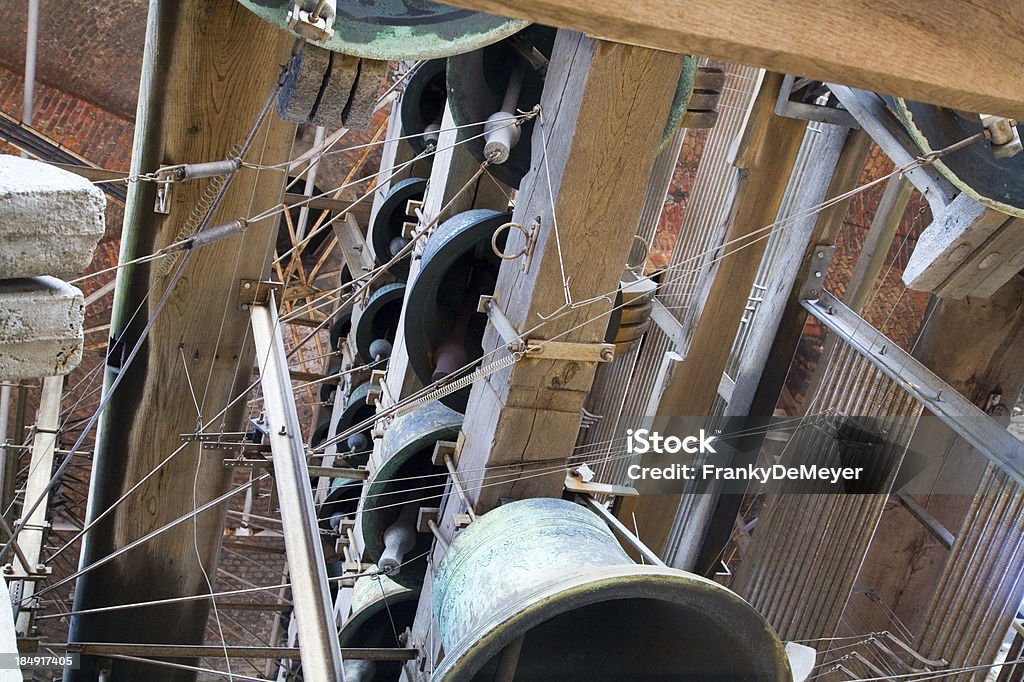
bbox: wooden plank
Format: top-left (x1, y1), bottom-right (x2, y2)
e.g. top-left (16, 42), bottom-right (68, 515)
top-left (440, 0), bottom-right (1024, 119)
top-left (458, 32), bottom-right (685, 510)
top-left (68, 2), bottom-right (295, 680)
top-left (691, 128), bottom-right (872, 574)
top-left (630, 72), bottom-right (809, 556)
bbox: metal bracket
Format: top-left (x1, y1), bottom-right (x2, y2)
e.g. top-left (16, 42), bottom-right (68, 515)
top-left (564, 464), bottom-right (639, 498)
top-left (286, 1), bottom-right (336, 42)
top-left (798, 245), bottom-right (835, 301)
top-left (775, 75), bottom-right (859, 128)
top-left (239, 280), bottom-right (284, 309)
top-left (801, 289), bottom-right (1024, 485)
top-left (492, 218), bottom-right (539, 273)
top-left (478, 295), bottom-right (614, 363)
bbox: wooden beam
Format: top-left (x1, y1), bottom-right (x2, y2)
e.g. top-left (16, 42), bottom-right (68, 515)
top-left (689, 128), bottom-right (872, 575)
top-left (68, 2), bottom-right (295, 680)
top-left (457, 33), bottom-right (685, 512)
top-left (440, 0), bottom-right (1024, 119)
top-left (630, 72), bottom-right (809, 556)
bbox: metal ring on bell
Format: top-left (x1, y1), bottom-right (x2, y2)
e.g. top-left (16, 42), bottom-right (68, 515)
top-left (404, 209), bottom-right (511, 412)
top-left (370, 177), bottom-right (427, 279)
top-left (354, 282), bottom-right (406, 364)
top-left (431, 498), bottom-right (792, 680)
top-left (360, 401), bottom-right (463, 588)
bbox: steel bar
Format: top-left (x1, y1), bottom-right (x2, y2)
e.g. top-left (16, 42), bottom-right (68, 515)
top-left (251, 291), bottom-right (345, 682)
top-left (802, 290), bottom-right (1024, 484)
top-left (14, 375), bottom-right (62, 635)
top-left (67, 643), bottom-right (415, 661)
top-left (580, 495), bottom-right (665, 567)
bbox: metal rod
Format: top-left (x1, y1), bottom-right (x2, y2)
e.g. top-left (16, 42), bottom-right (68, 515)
top-left (443, 453), bottom-right (477, 521)
top-left (579, 495), bottom-right (665, 567)
top-left (67, 643), bottom-right (415, 661)
top-left (895, 492), bottom-right (955, 549)
top-left (250, 291), bottom-right (346, 682)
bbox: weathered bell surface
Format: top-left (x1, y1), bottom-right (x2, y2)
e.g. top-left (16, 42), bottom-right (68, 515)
top-left (339, 574), bottom-right (420, 680)
top-left (360, 401), bottom-right (463, 588)
top-left (402, 60), bottom-right (448, 155)
top-left (335, 381), bottom-right (376, 466)
top-left (432, 498), bottom-right (792, 680)
top-left (354, 282), bottom-right (406, 364)
top-left (319, 476), bottom-right (361, 531)
top-left (446, 26), bottom-right (556, 188)
top-left (236, 0), bottom-right (528, 61)
top-left (370, 177), bottom-right (427, 279)
top-left (895, 98), bottom-right (1024, 217)
top-left (404, 209), bottom-right (511, 412)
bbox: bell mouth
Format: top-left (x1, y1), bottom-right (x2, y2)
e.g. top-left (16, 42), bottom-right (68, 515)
top-left (432, 565), bottom-right (792, 681)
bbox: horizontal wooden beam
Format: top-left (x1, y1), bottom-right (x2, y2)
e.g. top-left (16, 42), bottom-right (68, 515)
top-left (439, 0), bottom-right (1024, 119)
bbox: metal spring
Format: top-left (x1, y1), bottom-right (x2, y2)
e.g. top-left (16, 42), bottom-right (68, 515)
top-left (156, 143), bottom-right (244, 277)
top-left (400, 352), bottom-right (520, 416)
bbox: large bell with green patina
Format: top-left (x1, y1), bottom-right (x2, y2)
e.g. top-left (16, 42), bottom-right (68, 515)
top-left (236, 0), bottom-right (528, 61)
top-left (339, 574), bottom-right (420, 681)
top-left (431, 498), bottom-right (792, 680)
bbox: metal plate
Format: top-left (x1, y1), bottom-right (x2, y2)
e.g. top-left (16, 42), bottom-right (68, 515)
top-left (237, 0), bottom-right (529, 61)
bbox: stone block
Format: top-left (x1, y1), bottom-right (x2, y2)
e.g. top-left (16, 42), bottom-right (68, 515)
top-left (0, 276), bottom-right (85, 379)
top-left (0, 155), bottom-right (106, 279)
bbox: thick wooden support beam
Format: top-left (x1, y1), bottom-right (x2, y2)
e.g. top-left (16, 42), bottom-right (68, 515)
top-left (458, 32), bottom-right (685, 512)
top-left (441, 0), bottom-right (1024, 119)
top-left (630, 73), bottom-right (808, 556)
top-left (689, 128), bottom-right (872, 575)
top-left (68, 2), bottom-right (294, 680)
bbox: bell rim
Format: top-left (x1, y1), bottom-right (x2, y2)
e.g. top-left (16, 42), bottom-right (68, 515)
top-left (431, 564), bottom-right (792, 681)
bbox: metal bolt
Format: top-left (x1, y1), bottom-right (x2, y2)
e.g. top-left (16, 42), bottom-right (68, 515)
top-left (814, 271), bottom-right (821, 278)
top-left (243, 282), bottom-right (252, 289)
top-left (809, 288), bottom-right (818, 297)
top-left (600, 348), bottom-right (614, 362)
top-left (278, 426), bottom-right (288, 436)
top-left (816, 251), bottom-right (824, 258)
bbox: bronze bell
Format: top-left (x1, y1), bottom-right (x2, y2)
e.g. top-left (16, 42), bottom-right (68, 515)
top-left (401, 60), bottom-right (448, 154)
top-left (339, 574), bottom-right (420, 681)
top-left (403, 209), bottom-right (511, 412)
top-left (431, 498), bottom-right (792, 680)
top-left (370, 177), bottom-right (427, 280)
top-left (360, 401), bottom-right (463, 588)
top-left (354, 282), bottom-right (406, 364)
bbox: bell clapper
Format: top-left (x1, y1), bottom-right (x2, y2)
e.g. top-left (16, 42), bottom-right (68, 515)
top-left (379, 502), bottom-right (419, 575)
top-left (342, 659), bottom-right (378, 682)
top-left (484, 61), bottom-right (527, 164)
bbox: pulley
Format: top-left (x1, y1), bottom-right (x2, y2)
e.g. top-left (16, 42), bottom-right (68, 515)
top-left (431, 498), bottom-right (791, 680)
top-left (276, 42), bottom-right (388, 129)
top-left (237, 0), bottom-right (528, 61)
top-left (319, 475), bottom-right (362, 532)
top-left (446, 25), bottom-right (556, 188)
top-left (401, 60), bottom-right (448, 155)
top-left (369, 177), bottom-right (427, 278)
top-left (360, 401), bottom-right (463, 588)
top-left (334, 380), bottom-right (376, 466)
top-left (339, 574), bottom-right (420, 681)
top-left (894, 98), bottom-right (1024, 217)
top-left (403, 209), bottom-right (510, 412)
top-left (354, 282), bottom-right (406, 364)
top-left (604, 277), bottom-right (657, 356)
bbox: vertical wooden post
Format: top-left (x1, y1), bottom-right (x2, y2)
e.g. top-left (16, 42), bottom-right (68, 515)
top-left (69, 2), bottom-right (295, 680)
top-left (400, 31), bottom-right (685, 678)
top-left (630, 72), bottom-right (808, 556)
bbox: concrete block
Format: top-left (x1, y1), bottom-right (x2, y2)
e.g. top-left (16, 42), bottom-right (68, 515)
top-left (0, 276), bottom-right (85, 379)
top-left (0, 155), bottom-right (106, 279)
